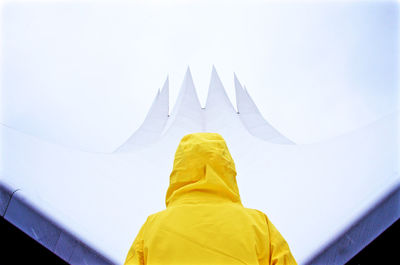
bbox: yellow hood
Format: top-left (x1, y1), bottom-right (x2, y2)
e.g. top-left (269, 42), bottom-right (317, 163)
top-left (166, 133), bottom-right (242, 207)
top-left (125, 132), bottom-right (298, 265)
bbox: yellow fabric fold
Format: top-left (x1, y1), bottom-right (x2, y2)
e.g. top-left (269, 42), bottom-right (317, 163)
top-left (125, 133), bottom-right (297, 265)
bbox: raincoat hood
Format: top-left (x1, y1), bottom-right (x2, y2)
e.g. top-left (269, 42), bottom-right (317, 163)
top-left (166, 133), bottom-right (242, 207)
top-left (125, 132), bottom-right (298, 265)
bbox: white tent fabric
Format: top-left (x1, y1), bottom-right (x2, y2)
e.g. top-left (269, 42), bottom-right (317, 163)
top-left (116, 78), bottom-right (170, 152)
top-left (234, 75), bottom-right (295, 144)
top-left (0, 69), bottom-right (399, 264)
top-left (1, 2), bottom-right (399, 265)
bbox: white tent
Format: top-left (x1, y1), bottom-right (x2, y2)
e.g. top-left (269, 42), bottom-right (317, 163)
top-left (1, 1), bottom-right (399, 264)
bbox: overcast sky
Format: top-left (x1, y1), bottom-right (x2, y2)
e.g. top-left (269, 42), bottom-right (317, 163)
top-left (1, 0), bottom-right (398, 152)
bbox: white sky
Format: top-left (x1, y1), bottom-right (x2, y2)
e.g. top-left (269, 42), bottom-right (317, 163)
top-left (1, 0), bottom-right (399, 152)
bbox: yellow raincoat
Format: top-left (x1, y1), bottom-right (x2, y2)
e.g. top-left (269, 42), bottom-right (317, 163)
top-left (125, 133), bottom-right (297, 265)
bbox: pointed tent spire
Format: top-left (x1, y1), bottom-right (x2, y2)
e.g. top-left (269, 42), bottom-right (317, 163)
top-left (169, 67), bottom-right (202, 117)
top-left (205, 66), bottom-right (236, 113)
top-left (234, 74), bottom-right (294, 144)
top-left (114, 77), bottom-right (170, 152)
top-left (234, 73), bottom-right (245, 113)
top-left (204, 66), bottom-right (242, 132)
top-left (162, 67), bottom-right (203, 134)
top-left (161, 75), bottom-right (169, 92)
top-left (235, 74), bottom-right (261, 115)
top-left (159, 76), bottom-right (169, 116)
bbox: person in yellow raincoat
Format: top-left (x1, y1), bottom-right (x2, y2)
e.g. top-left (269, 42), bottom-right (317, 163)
top-left (124, 133), bottom-right (297, 265)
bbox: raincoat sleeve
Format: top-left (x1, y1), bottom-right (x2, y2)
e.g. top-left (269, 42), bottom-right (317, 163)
top-left (266, 215), bottom-right (297, 265)
top-left (124, 220), bottom-right (148, 265)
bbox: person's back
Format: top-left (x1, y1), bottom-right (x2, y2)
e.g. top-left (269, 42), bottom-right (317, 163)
top-left (125, 133), bottom-right (297, 265)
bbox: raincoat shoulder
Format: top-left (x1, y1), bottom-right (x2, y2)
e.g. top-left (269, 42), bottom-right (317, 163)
top-left (124, 133), bottom-right (297, 265)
